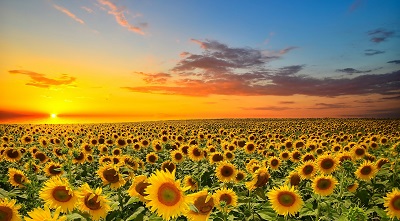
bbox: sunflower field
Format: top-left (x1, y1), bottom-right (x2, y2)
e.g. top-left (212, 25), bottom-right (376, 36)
top-left (0, 118), bottom-right (399, 221)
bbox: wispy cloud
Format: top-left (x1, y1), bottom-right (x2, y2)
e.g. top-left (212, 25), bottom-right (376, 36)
top-left (349, 0), bottom-right (364, 12)
top-left (388, 60), bottom-right (400, 64)
top-left (336, 68), bottom-right (372, 74)
top-left (242, 106), bottom-right (294, 111)
top-left (97, 0), bottom-right (146, 35)
top-left (134, 72), bottom-right (171, 84)
top-left (364, 49), bottom-right (385, 56)
top-left (367, 28), bottom-right (395, 43)
top-left (53, 4), bottom-right (85, 24)
top-left (81, 6), bottom-right (94, 13)
top-left (9, 70), bottom-right (76, 88)
top-left (308, 103), bottom-right (348, 109)
top-left (122, 39), bottom-right (400, 97)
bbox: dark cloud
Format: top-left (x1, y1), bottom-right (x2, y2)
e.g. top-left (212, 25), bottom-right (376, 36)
top-left (364, 49), bottom-right (385, 56)
top-left (336, 68), bottom-right (372, 75)
top-left (340, 107), bottom-right (400, 118)
top-left (9, 70), bottom-right (76, 88)
top-left (388, 60), bottom-right (400, 64)
top-left (367, 29), bottom-right (395, 43)
top-left (123, 40), bottom-right (400, 98)
top-left (308, 103), bottom-right (348, 109)
top-left (280, 101), bottom-right (295, 104)
top-left (382, 95), bottom-right (400, 100)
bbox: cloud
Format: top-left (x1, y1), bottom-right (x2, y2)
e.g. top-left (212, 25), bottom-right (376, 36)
top-left (336, 68), bottom-right (372, 74)
top-left (242, 106), bottom-right (294, 111)
top-left (308, 103), bottom-right (348, 109)
top-left (349, 0), bottom-right (364, 12)
top-left (340, 107), bottom-right (400, 118)
top-left (388, 60), bottom-right (400, 64)
top-left (364, 49), bottom-right (385, 56)
top-left (81, 6), bottom-right (94, 13)
top-left (123, 39), bottom-right (400, 98)
top-left (97, 0), bottom-right (145, 35)
top-left (9, 70), bottom-right (76, 88)
top-left (367, 28), bottom-right (395, 43)
top-left (134, 72), bottom-right (171, 84)
top-left (53, 4), bottom-right (85, 24)
top-left (279, 101), bottom-right (295, 104)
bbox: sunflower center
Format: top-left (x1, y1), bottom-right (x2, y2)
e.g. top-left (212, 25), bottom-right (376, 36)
top-left (226, 152), bottom-right (233, 159)
top-left (360, 166), bottom-right (372, 175)
top-left (148, 155), bottom-right (157, 163)
top-left (391, 196), bottom-right (400, 210)
top-left (103, 168), bottom-right (119, 183)
top-left (174, 153), bottom-right (183, 160)
top-left (75, 152), bottom-right (84, 161)
top-left (84, 194), bottom-right (101, 210)
top-left (212, 154), bottom-right (223, 162)
top-left (13, 174), bottom-right (23, 184)
top-left (52, 186), bottom-right (73, 202)
top-left (162, 162), bottom-right (176, 173)
top-left (157, 183), bottom-right (181, 206)
top-left (255, 172), bottom-right (269, 188)
top-left (193, 148), bottom-right (202, 157)
top-left (303, 155), bottom-right (314, 161)
top-left (277, 191), bottom-right (296, 207)
top-left (135, 181), bottom-right (150, 196)
top-left (221, 166), bottom-right (234, 177)
top-left (316, 178), bottom-right (332, 190)
top-left (194, 195), bottom-right (214, 214)
top-left (6, 149), bottom-right (19, 159)
top-left (271, 159), bottom-right (279, 166)
top-left (290, 174), bottom-right (301, 186)
top-left (219, 193), bottom-right (232, 205)
top-left (113, 149), bottom-right (121, 155)
top-left (49, 165), bottom-right (62, 175)
top-left (84, 145), bottom-right (91, 152)
top-left (292, 152), bottom-right (301, 160)
top-left (303, 165), bottom-right (314, 175)
top-left (321, 159), bottom-right (334, 169)
top-left (117, 139), bottom-right (126, 146)
top-left (35, 152), bottom-right (47, 162)
top-left (247, 144), bottom-right (255, 151)
top-left (236, 173), bottom-right (244, 181)
top-left (355, 148), bottom-right (365, 156)
top-left (0, 205), bottom-right (13, 221)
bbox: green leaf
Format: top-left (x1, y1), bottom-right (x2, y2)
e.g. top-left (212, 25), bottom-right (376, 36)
top-left (256, 209), bottom-right (276, 220)
top-left (66, 213), bottom-right (87, 221)
top-left (125, 196), bottom-right (139, 206)
top-left (126, 206), bottom-right (146, 221)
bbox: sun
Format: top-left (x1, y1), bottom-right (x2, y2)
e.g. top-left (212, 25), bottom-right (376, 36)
top-left (51, 113), bottom-right (57, 118)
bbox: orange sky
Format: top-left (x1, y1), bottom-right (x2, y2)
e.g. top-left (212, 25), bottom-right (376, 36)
top-left (1, 1), bottom-right (399, 124)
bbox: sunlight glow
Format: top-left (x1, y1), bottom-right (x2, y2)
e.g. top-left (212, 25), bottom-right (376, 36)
top-left (50, 113), bottom-right (57, 118)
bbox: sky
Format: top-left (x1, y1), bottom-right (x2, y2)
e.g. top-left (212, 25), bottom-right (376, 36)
top-left (1, 0), bottom-right (400, 124)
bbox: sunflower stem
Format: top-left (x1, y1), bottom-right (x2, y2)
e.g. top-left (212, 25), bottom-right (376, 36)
top-left (393, 153), bottom-right (398, 188)
top-left (315, 195), bottom-right (320, 221)
top-left (117, 187), bottom-right (124, 217)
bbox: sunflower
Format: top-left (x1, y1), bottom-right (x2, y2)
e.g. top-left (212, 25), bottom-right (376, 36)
top-left (267, 185), bottom-right (303, 216)
top-left (297, 162), bottom-right (317, 180)
top-left (3, 147), bottom-right (22, 162)
top-left (224, 151), bottom-right (235, 161)
top-left (161, 160), bottom-right (176, 173)
top-left (280, 150), bottom-right (291, 161)
top-left (235, 170), bottom-right (246, 182)
top-left (81, 143), bottom-right (93, 154)
top-left (347, 182), bottom-right (358, 192)
top-left (269, 156), bottom-right (281, 170)
top-left (214, 187), bottom-right (238, 212)
top-left (188, 145), bottom-right (204, 161)
top-left (144, 169), bottom-right (189, 220)
top-left (355, 161), bottom-right (378, 181)
top-left (124, 156), bottom-right (139, 170)
top-left (170, 150), bottom-right (185, 163)
top-left (146, 152), bottom-right (158, 164)
top-left (244, 142), bottom-right (256, 154)
top-left (127, 175), bottom-right (150, 202)
top-left (184, 175), bottom-right (199, 191)
top-left (39, 176), bottom-right (77, 212)
top-left (376, 158), bottom-right (390, 169)
top-left (152, 141), bottom-right (163, 152)
top-left (287, 171), bottom-right (301, 187)
top-left (312, 175), bottom-right (338, 196)
top-left (98, 144), bottom-right (108, 154)
top-left (76, 183), bottom-right (110, 221)
top-left (24, 205), bottom-right (67, 221)
top-left (21, 135), bottom-right (33, 145)
top-left (316, 154), bottom-right (339, 174)
top-left (186, 189), bottom-right (214, 221)
top-left (302, 153), bottom-right (315, 162)
top-left (352, 146), bottom-right (366, 159)
top-left (34, 151), bottom-right (48, 164)
top-left (290, 150), bottom-right (302, 163)
top-left (0, 198), bottom-right (22, 221)
top-left (44, 162), bottom-right (63, 177)
top-left (337, 152), bottom-right (353, 164)
top-left (384, 188), bottom-right (400, 219)
top-left (73, 151), bottom-right (86, 164)
top-left (215, 161), bottom-right (237, 183)
top-left (97, 164), bottom-right (126, 189)
top-left (112, 148), bottom-right (122, 156)
top-left (8, 168), bottom-right (29, 188)
top-left (115, 137), bottom-right (127, 148)
top-left (209, 152), bottom-right (224, 164)
top-left (245, 167), bottom-right (270, 191)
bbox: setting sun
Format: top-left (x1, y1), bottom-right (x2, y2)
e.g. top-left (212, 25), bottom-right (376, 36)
top-left (50, 113), bottom-right (57, 118)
